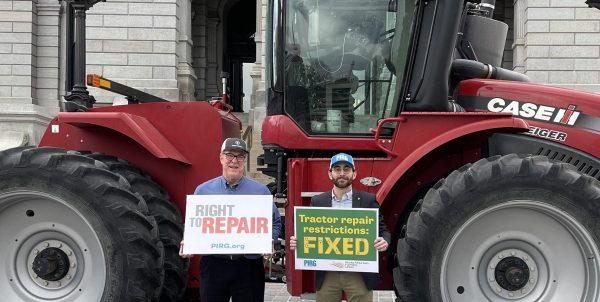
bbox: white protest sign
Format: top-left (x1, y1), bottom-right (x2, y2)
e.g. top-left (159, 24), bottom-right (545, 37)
top-left (183, 195), bottom-right (273, 254)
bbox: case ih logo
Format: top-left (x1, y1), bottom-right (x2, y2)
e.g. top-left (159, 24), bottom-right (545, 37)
top-left (487, 98), bottom-right (581, 126)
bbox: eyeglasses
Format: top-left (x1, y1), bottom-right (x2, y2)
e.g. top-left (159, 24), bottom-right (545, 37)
top-left (223, 153), bottom-right (247, 162)
top-left (330, 166), bottom-right (354, 173)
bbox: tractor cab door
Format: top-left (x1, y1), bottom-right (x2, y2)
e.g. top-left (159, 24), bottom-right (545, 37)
top-left (266, 0), bottom-right (419, 137)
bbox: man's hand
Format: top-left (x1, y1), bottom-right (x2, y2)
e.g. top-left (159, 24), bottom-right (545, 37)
top-left (289, 236), bottom-right (297, 250)
top-left (374, 237), bottom-right (388, 252)
top-left (179, 240), bottom-right (193, 258)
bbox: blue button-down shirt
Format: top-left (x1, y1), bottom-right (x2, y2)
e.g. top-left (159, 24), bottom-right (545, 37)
top-left (194, 176), bottom-right (282, 259)
top-left (332, 190), bottom-right (353, 208)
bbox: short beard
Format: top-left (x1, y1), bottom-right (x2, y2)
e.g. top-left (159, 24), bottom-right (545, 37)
top-left (332, 177), bottom-right (353, 189)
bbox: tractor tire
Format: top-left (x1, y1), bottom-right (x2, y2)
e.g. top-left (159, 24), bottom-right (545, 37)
top-left (0, 147), bottom-right (163, 302)
top-left (85, 153), bottom-right (189, 302)
top-left (394, 154), bottom-right (600, 302)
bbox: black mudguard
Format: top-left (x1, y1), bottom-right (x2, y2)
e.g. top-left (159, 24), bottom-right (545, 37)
top-left (487, 133), bottom-right (600, 179)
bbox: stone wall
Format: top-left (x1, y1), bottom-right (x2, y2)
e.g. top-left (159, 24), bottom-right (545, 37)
top-left (0, 0), bottom-right (59, 146)
top-left (523, 1), bottom-right (600, 93)
top-left (0, 0), bottom-right (38, 105)
top-left (84, 0), bottom-right (184, 104)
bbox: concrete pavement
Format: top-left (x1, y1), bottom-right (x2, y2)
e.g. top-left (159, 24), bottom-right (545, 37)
top-left (262, 282), bottom-right (397, 302)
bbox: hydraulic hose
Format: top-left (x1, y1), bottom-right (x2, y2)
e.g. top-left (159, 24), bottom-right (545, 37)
top-left (451, 59), bottom-right (530, 82)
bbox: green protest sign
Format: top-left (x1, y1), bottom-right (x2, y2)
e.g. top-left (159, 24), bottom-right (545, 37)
top-left (294, 206), bottom-right (378, 272)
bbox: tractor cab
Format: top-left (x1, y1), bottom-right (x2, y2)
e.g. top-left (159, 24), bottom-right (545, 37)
top-left (263, 0), bottom-right (528, 143)
top-left (265, 0), bottom-right (418, 136)
top-left (258, 0), bottom-right (528, 198)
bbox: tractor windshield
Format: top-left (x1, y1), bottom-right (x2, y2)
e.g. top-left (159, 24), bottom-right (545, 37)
top-left (273, 0), bottom-right (418, 135)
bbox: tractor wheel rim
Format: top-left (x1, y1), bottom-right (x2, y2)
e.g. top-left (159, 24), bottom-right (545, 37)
top-left (440, 200), bottom-right (600, 302)
top-left (0, 191), bottom-right (106, 302)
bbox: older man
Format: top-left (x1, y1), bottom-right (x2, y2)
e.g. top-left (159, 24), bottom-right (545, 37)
top-left (179, 138), bottom-right (281, 302)
top-left (289, 153), bottom-right (390, 302)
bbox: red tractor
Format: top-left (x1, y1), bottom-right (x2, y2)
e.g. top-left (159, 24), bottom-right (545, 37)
top-left (1, 0), bottom-right (600, 301)
top-left (259, 0), bottom-right (600, 300)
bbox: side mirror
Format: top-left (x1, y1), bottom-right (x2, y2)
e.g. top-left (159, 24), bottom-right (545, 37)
top-left (388, 0), bottom-right (398, 12)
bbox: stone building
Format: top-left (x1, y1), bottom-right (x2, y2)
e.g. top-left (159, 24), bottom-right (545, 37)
top-left (0, 0), bottom-right (269, 153)
top-left (0, 0), bottom-right (599, 150)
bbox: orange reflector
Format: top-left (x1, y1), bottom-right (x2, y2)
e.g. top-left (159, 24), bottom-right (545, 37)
top-left (86, 74), bottom-right (111, 89)
top-left (87, 74), bottom-right (101, 87)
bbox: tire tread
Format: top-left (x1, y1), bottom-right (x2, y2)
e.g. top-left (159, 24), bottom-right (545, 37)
top-left (84, 152), bottom-right (189, 302)
top-left (394, 154), bottom-right (600, 301)
top-left (0, 147), bottom-right (162, 302)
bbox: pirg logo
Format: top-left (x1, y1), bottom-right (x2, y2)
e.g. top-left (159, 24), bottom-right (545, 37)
top-left (336, 154), bottom-right (349, 161)
top-left (304, 260), bottom-right (316, 267)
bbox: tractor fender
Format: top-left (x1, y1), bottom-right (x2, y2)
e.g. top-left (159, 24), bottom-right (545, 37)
top-left (376, 113), bottom-right (529, 203)
top-left (48, 112), bottom-right (190, 164)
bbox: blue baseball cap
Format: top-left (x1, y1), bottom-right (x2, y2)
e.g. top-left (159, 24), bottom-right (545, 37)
top-left (330, 153), bottom-right (354, 169)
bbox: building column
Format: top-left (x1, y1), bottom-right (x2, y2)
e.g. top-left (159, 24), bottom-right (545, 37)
top-left (251, 0), bottom-right (267, 141)
top-left (248, 0), bottom-right (263, 129)
top-left (512, 0), bottom-right (525, 73)
top-left (205, 16), bottom-right (220, 98)
top-left (36, 1), bottom-right (62, 108)
top-left (192, 0), bottom-right (207, 101)
top-left (178, 0), bottom-right (197, 101)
